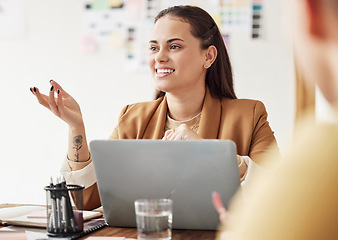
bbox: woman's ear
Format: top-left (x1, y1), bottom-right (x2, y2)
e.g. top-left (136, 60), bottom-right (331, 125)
top-left (204, 45), bottom-right (217, 69)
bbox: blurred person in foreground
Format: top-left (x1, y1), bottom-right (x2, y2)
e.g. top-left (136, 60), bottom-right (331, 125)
top-left (213, 0), bottom-right (338, 239)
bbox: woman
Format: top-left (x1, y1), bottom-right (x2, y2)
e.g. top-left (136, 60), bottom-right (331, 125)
top-left (30, 5), bottom-right (278, 210)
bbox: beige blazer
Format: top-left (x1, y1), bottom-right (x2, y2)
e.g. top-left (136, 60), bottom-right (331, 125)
top-left (80, 90), bottom-right (278, 210)
top-left (111, 89), bottom-right (277, 163)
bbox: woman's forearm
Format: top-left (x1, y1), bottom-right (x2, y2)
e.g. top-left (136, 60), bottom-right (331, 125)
top-left (67, 123), bottom-right (90, 162)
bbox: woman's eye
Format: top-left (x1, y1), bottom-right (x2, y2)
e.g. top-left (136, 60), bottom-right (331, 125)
top-left (170, 45), bottom-right (180, 50)
top-left (149, 46), bottom-right (158, 51)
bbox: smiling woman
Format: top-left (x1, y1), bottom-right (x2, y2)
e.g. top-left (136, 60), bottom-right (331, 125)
top-left (152, 6), bottom-right (235, 101)
top-left (30, 5), bottom-right (278, 211)
top-left (149, 16), bottom-right (215, 104)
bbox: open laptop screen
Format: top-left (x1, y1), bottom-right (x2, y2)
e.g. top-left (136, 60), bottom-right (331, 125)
top-left (90, 139), bottom-right (240, 230)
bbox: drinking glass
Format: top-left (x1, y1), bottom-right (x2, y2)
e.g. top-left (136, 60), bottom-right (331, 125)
top-left (135, 199), bottom-right (173, 240)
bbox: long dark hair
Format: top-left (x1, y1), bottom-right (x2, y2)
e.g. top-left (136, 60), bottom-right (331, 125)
top-left (154, 5), bottom-right (237, 100)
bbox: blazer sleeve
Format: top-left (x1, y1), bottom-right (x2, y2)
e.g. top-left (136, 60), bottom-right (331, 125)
top-left (63, 156), bottom-right (102, 210)
top-left (78, 105), bottom-right (131, 210)
top-left (249, 101), bottom-right (279, 164)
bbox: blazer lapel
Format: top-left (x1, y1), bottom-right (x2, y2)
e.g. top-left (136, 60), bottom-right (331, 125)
top-left (141, 91), bottom-right (221, 139)
top-left (142, 95), bottom-right (168, 139)
top-left (198, 90), bottom-right (221, 139)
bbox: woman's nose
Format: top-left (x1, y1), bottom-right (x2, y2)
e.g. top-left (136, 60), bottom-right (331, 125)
top-left (155, 49), bottom-right (169, 63)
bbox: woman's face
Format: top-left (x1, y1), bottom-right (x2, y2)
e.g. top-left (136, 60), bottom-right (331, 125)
top-left (148, 15), bottom-right (208, 95)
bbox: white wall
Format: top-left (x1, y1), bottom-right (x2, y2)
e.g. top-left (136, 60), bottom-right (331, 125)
top-left (0, 0), bottom-right (295, 205)
top-left (230, 0), bottom-right (295, 150)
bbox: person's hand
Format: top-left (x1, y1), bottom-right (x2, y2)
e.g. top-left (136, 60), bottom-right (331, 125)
top-left (212, 192), bottom-right (228, 225)
top-left (237, 155), bottom-right (248, 181)
top-left (30, 80), bottom-right (83, 128)
top-left (162, 123), bottom-right (202, 140)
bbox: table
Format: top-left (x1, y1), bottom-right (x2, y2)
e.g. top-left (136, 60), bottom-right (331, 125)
top-left (78, 227), bottom-right (216, 239)
top-left (0, 204), bottom-right (216, 240)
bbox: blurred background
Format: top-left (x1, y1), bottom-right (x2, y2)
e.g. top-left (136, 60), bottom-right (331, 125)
top-left (0, 0), bottom-right (331, 204)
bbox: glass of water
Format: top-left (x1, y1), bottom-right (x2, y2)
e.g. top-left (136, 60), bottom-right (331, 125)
top-left (135, 198), bottom-right (173, 240)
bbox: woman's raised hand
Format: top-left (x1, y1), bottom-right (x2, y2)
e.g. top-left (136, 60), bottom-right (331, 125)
top-left (30, 80), bottom-right (84, 128)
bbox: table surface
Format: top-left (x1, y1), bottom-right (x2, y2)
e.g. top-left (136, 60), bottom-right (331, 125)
top-left (0, 203), bottom-right (216, 240)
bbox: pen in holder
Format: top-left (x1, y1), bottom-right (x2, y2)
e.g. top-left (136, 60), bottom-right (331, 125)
top-left (44, 177), bottom-right (85, 237)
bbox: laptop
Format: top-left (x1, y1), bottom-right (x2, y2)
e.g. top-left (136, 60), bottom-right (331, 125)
top-left (90, 139), bottom-right (240, 230)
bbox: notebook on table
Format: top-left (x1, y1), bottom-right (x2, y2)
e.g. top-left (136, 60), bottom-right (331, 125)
top-left (0, 205), bottom-right (107, 240)
top-left (90, 139), bottom-right (241, 231)
top-left (0, 205), bottom-right (103, 228)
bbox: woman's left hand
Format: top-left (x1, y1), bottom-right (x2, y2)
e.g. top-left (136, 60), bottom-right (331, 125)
top-left (162, 124), bottom-right (202, 140)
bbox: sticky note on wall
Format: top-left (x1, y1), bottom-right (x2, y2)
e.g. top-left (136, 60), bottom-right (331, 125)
top-left (86, 0), bottom-right (123, 10)
top-left (220, 0), bottom-right (251, 33)
top-left (252, 0), bottom-right (263, 39)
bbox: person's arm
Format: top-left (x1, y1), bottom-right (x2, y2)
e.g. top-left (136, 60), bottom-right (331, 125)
top-left (237, 156), bottom-right (248, 182)
top-left (67, 124), bottom-right (90, 162)
top-left (31, 80), bottom-right (90, 162)
top-left (235, 101), bottom-right (278, 185)
top-left (249, 101), bottom-right (279, 164)
top-left (31, 80), bottom-right (96, 209)
top-left (64, 110), bottom-right (125, 210)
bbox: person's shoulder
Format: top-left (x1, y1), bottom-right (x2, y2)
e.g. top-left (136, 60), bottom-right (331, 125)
top-left (126, 97), bottom-right (163, 110)
top-left (292, 118), bottom-right (338, 153)
top-left (221, 98), bottom-right (267, 111)
top-left (218, 98), bottom-right (270, 121)
top-left (119, 97), bottom-right (165, 117)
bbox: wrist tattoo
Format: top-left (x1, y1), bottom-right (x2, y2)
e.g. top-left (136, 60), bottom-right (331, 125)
top-left (73, 135), bottom-right (83, 162)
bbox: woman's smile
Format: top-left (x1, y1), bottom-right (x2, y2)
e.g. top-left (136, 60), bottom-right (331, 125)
top-left (155, 67), bottom-right (175, 78)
